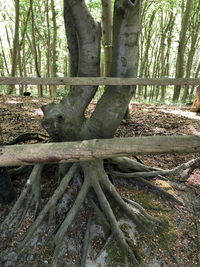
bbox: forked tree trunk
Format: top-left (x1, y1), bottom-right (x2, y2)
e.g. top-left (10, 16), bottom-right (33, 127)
top-left (41, 0), bottom-right (141, 264)
top-left (1, 1), bottom-right (189, 266)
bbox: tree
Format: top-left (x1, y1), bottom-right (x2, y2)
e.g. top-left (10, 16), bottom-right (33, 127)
top-left (8, 0), bottom-right (20, 94)
top-left (101, 0), bottom-right (113, 76)
top-left (29, 0), bottom-right (43, 97)
top-left (181, 0), bottom-right (200, 102)
top-left (172, 0), bottom-right (192, 102)
top-left (0, 1), bottom-right (188, 266)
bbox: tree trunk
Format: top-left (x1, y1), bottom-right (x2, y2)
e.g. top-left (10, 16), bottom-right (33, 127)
top-left (8, 0), bottom-right (20, 95)
top-left (101, 0), bottom-right (113, 76)
top-left (29, 0), bottom-right (43, 97)
top-left (172, 0), bottom-right (192, 102)
top-left (0, 37), bottom-right (9, 75)
top-left (1, 1), bottom-right (192, 266)
top-left (190, 61), bottom-right (200, 96)
top-left (45, 0), bottom-right (51, 95)
top-left (182, 0), bottom-right (200, 102)
top-left (50, 0), bottom-right (58, 98)
top-left (41, 1), bottom-right (141, 265)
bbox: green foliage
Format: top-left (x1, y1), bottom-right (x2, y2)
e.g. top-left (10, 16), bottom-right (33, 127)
top-left (56, 88), bottom-right (68, 98)
top-left (0, 85), bottom-right (7, 94)
top-left (87, 0), bottom-right (102, 19)
top-left (0, 0), bottom-right (199, 101)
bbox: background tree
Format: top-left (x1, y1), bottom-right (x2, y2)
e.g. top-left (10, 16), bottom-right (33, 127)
top-left (101, 0), bottom-right (113, 76)
top-left (173, 0), bottom-right (193, 102)
top-left (8, 0), bottom-right (20, 94)
top-left (0, 0), bottom-right (199, 102)
top-left (182, 0), bottom-right (200, 102)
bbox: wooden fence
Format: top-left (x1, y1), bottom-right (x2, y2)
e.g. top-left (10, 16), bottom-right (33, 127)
top-left (1, 77), bottom-right (200, 167)
top-left (1, 135), bottom-right (200, 167)
top-left (0, 77), bottom-right (200, 86)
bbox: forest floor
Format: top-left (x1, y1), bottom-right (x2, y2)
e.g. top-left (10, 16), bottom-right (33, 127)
top-left (0, 95), bottom-right (200, 267)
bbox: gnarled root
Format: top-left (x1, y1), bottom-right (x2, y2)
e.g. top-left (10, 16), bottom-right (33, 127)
top-left (18, 163), bottom-right (78, 251)
top-left (110, 156), bottom-right (200, 181)
top-left (80, 160), bottom-right (159, 266)
top-left (111, 169), bottom-right (183, 205)
top-left (107, 156), bottom-right (200, 205)
top-left (80, 208), bottom-right (93, 267)
top-left (1, 156), bottom-right (189, 266)
top-left (0, 164), bottom-right (43, 231)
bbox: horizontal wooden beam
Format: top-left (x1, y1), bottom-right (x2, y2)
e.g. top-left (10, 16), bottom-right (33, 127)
top-left (1, 135), bottom-right (200, 166)
top-left (0, 77), bottom-right (199, 86)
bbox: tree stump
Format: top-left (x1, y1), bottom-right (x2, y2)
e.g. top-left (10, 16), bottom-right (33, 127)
top-left (190, 85), bottom-right (200, 112)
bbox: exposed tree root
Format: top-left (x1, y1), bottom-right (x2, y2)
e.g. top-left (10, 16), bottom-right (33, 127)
top-left (0, 164), bottom-right (43, 231)
top-left (53, 177), bottom-right (90, 245)
top-left (102, 172), bottom-right (159, 229)
top-left (81, 160), bottom-right (147, 266)
top-left (8, 165), bottom-right (32, 180)
top-left (1, 156), bottom-right (192, 266)
top-left (18, 163), bottom-right (78, 251)
top-left (111, 170), bottom-right (183, 205)
top-left (80, 207), bottom-right (93, 267)
top-left (110, 156), bottom-right (200, 181)
top-left (109, 157), bottom-right (162, 172)
top-left (93, 178), bottom-right (140, 265)
top-left (91, 198), bottom-right (110, 231)
top-left (3, 132), bottom-right (49, 145)
top-left (123, 198), bottom-right (162, 223)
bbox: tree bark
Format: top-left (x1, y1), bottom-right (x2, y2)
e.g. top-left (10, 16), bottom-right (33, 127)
top-left (172, 0), bottom-right (192, 102)
top-left (62, 0), bottom-right (101, 121)
top-left (101, 0), bottom-right (113, 76)
top-left (82, 0), bottom-right (140, 138)
top-left (0, 77), bottom-right (200, 86)
top-left (50, 0), bottom-right (58, 98)
top-left (29, 0), bottom-right (43, 97)
top-left (182, 0), bottom-right (200, 102)
top-left (8, 0), bottom-right (20, 94)
top-left (1, 135), bottom-right (200, 167)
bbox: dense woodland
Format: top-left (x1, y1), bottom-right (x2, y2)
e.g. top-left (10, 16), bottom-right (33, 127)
top-left (0, 0), bottom-right (200, 266)
top-left (0, 0), bottom-right (199, 101)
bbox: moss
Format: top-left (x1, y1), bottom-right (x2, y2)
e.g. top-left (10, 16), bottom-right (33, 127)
top-left (106, 239), bottom-right (142, 267)
top-left (118, 184), bottom-right (180, 254)
top-left (122, 185), bottom-right (169, 212)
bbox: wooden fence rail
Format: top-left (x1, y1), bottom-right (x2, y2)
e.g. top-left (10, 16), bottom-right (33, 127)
top-left (1, 135), bottom-right (200, 166)
top-left (0, 77), bottom-right (200, 86)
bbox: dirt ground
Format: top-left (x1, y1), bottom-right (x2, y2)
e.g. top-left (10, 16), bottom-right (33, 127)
top-left (0, 95), bottom-right (200, 267)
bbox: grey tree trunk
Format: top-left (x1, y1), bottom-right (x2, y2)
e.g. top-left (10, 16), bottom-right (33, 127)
top-left (50, 0), bottom-right (58, 98)
top-left (172, 0), bottom-right (192, 102)
top-left (29, 0), bottom-right (43, 97)
top-left (101, 0), bottom-right (113, 76)
top-left (8, 0), bottom-right (20, 94)
top-left (1, 1), bottom-right (190, 266)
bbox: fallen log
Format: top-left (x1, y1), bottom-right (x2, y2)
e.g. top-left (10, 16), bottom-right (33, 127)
top-left (1, 135), bottom-right (200, 166)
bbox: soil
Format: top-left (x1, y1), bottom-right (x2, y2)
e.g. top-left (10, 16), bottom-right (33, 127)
top-left (0, 95), bottom-right (200, 267)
